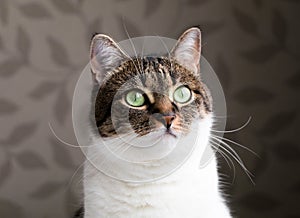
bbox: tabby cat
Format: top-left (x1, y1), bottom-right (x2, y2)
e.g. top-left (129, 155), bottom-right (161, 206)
top-left (77, 27), bottom-right (232, 218)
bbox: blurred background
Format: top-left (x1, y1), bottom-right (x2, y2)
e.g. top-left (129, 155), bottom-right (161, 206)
top-left (0, 0), bottom-right (299, 217)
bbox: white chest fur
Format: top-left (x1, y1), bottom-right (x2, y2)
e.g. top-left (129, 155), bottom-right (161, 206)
top-left (83, 116), bottom-right (232, 218)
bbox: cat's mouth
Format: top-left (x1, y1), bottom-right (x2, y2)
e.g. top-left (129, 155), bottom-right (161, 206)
top-left (164, 129), bottom-right (177, 138)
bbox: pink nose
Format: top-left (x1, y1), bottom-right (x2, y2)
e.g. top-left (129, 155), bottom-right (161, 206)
top-left (163, 115), bottom-right (175, 129)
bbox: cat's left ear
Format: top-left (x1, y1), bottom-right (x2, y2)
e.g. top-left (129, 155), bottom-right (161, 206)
top-left (171, 27), bottom-right (201, 74)
top-left (90, 34), bottom-right (128, 83)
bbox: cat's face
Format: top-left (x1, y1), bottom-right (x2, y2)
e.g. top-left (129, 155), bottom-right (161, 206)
top-left (90, 28), bottom-right (212, 142)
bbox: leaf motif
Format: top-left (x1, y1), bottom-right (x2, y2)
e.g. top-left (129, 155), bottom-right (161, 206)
top-left (0, 0), bottom-right (9, 25)
top-left (187, 0), bottom-right (209, 6)
top-left (47, 37), bottom-right (70, 67)
top-left (0, 159), bottom-right (12, 188)
top-left (29, 81), bottom-right (58, 100)
top-left (273, 141), bottom-right (300, 161)
top-left (272, 10), bottom-right (287, 44)
top-left (54, 88), bottom-right (70, 125)
top-left (259, 111), bottom-right (296, 136)
top-left (0, 199), bottom-right (23, 218)
top-left (0, 59), bottom-right (23, 78)
top-left (17, 26), bottom-right (31, 58)
top-left (15, 150), bottom-right (47, 169)
top-left (235, 87), bottom-right (274, 105)
top-left (50, 0), bottom-right (78, 14)
top-left (287, 70), bottom-right (300, 89)
top-left (145, 0), bottom-right (162, 17)
top-left (237, 192), bottom-right (280, 211)
top-left (49, 137), bottom-right (76, 170)
top-left (19, 3), bottom-right (51, 19)
top-left (214, 55), bottom-right (231, 89)
top-left (240, 44), bottom-right (280, 63)
top-left (1, 121), bottom-right (38, 147)
top-left (118, 16), bottom-right (141, 38)
top-left (30, 181), bottom-right (63, 198)
top-left (233, 7), bottom-right (257, 35)
top-left (0, 99), bottom-right (19, 116)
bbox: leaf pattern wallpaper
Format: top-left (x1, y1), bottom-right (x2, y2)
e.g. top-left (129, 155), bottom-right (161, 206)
top-left (0, 0), bottom-right (299, 217)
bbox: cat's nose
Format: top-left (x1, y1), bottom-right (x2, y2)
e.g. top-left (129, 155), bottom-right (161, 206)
top-left (153, 113), bottom-right (176, 129)
top-left (164, 115), bottom-right (175, 129)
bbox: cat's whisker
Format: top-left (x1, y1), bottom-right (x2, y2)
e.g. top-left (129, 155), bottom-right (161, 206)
top-left (210, 142), bottom-right (236, 183)
top-left (212, 115), bottom-right (228, 119)
top-left (75, 132), bottom-right (143, 184)
top-left (124, 54), bottom-right (141, 78)
top-left (116, 134), bottom-right (141, 148)
top-left (210, 138), bottom-right (254, 185)
top-left (121, 17), bottom-right (144, 74)
top-left (156, 35), bottom-right (174, 72)
top-left (76, 165), bottom-right (94, 188)
top-left (94, 140), bottom-right (132, 168)
top-left (140, 37), bottom-right (146, 73)
top-left (114, 143), bottom-right (133, 158)
top-left (211, 141), bottom-right (248, 185)
top-left (210, 136), bottom-right (243, 164)
top-left (48, 122), bottom-right (90, 148)
top-left (65, 158), bottom-right (90, 191)
top-left (211, 116), bottom-right (252, 134)
top-left (74, 151), bottom-right (105, 187)
top-left (212, 134), bottom-right (259, 157)
top-left (210, 142), bottom-right (232, 170)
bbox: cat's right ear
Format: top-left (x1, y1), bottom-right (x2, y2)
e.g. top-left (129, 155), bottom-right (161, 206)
top-left (90, 34), bottom-right (128, 83)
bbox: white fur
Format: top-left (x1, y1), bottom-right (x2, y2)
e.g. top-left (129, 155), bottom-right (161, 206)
top-left (83, 115), bottom-right (232, 218)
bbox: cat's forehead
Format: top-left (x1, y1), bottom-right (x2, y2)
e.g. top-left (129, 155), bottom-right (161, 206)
top-left (116, 56), bottom-right (200, 92)
top-left (128, 58), bottom-right (172, 92)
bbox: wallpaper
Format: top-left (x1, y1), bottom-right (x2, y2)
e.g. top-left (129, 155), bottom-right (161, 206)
top-left (0, 0), bottom-right (299, 217)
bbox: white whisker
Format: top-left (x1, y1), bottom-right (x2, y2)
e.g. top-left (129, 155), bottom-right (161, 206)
top-left (212, 116), bottom-right (251, 133)
top-left (212, 134), bottom-right (259, 157)
top-left (211, 142), bottom-right (232, 170)
top-left (121, 17), bottom-right (143, 74)
top-left (211, 136), bottom-right (243, 163)
top-left (65, 159), bottom-right (87, 190)
top-left (210, 141), bottom-right (236, 183)
top-left (210, 138), bottom-right (254, 185)
top-left (49, 122), bottom-right (88, 148)
top-left (156, 35), bottom-right (175, 76)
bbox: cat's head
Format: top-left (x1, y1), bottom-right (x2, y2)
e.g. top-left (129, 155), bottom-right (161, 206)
top-left (90, 28), bottom-right (212, 143)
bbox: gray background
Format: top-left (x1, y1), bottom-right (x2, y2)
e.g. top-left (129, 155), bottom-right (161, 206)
top-left (0, 0), bottom-right (299, 217)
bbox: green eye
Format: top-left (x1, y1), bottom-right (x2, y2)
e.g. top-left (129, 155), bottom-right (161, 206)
top-left (125, 90), bottom-right (145, 107)
top-left (173, 86), bottom-right (192, 103)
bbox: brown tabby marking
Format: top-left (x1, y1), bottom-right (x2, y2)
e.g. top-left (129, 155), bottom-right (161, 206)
top-left (94, 56), bottom-right (212, 138)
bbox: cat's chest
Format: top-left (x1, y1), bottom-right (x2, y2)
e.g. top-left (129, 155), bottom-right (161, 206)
top-left (83, 159), bottom-right (226, 218)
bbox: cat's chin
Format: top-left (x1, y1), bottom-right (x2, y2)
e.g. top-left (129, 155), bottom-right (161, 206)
top-left (113, 128), bottom-right (180, 162)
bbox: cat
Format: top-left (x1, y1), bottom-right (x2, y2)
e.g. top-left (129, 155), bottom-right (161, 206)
top-left (76, 27), bottom-right (232, 218)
